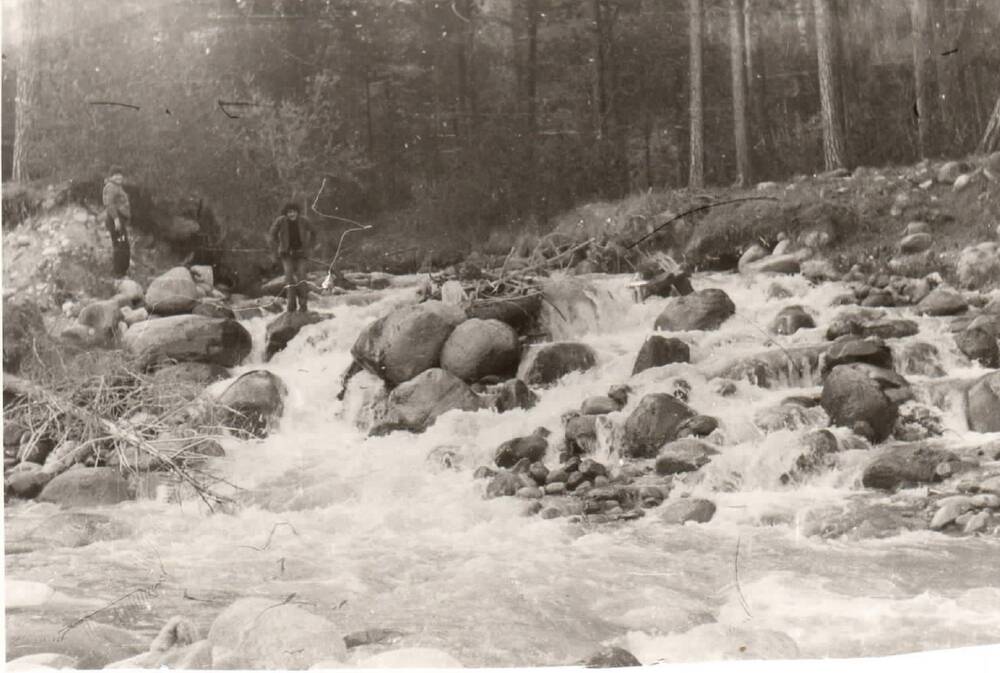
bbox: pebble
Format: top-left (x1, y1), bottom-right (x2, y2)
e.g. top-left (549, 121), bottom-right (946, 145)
top-left (516, 486), bottom-right (543, 499)
top-left (541, 507), bottom-right (562, 520)
top-left (544, 482), bottom-right (567, 496)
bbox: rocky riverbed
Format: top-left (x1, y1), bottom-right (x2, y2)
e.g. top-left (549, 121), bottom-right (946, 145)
top-left (6, 250), bottom-right (1000, 668)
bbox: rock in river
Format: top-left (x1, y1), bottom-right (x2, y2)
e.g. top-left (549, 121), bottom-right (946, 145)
top-left (37, 467), bottom-right (134, 507)
top-left (862, 445), bottom-right (958, 490)
top-left (622, 393), bottom-right (697, 458)
top-left (370, 368), bottom-right (481, 435)
top-left (966, 371), bottom-right (1000, 432)
top-left (654, 289), bottom-right (735, 332)
top-left (632, 335), bottom-right (690, 374)
top-left (440, 318), bottom-right (521, 383)
top-left (265, 310), bottom-right (325, 361)
top-left (124, 315), bottom-right (252, 370)
top-left (351, 301), bottom-right (466, 386)
top-left (517, 342), bottom-right (597, 386)
top-left (217, 370), bottom-right (288, 438)
top-left (820, 364), bottom-right (902, 443)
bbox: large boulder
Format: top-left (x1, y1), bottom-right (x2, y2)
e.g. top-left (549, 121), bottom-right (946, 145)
top-left (621, 393), bottom-right (697, 458)
top-left (967, 371), bottom-right (1000, 432)
top-left (370, 368), bottom-right (481, 435)
top-left (915, 288), bottom-right (968, 316)
top-left (820, 364), bottom-right (902, 443)
top-left (123, 315), bottom-right (252, 370)
top-left (217, 370), bottom-right (287, 438)
top-left (822, 336), bottom-right (893, 375)
top-left (265, 310), bottom-right (325, 361)
top-left (956, 243), bottom-right (1000, 289)
top-left (654, 438), bottom-right (718, 475)
top-left (37, 467), bottom-right (134, 507)
top-left (632, 335), bottom-right (690, 375)
top-left (440, 318), bottom-right (521, 383)
top-left (769, 305), bottom-right (815, 335)
top-left (208, 597), bottom-right (346, 669)
top-left (351, 301), bottom-right (466, 386)
top-left (862, 445), bottom-right (958, 490)
top-left (516, 342), bottom-right (597, 386)
top-left (654, 289), bottom-right (735, 332)
top-left (955, 326), bottom-right (999, 368)
top-left (144, 267), bottom-right (200, 316)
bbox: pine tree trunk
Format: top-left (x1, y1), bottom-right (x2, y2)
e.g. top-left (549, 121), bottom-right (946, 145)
top-left (729, 0), bottom-right (750, 187)
top-left (744, 0), bottom-right (768, 161)
top-left (524, 0), bottom-right (540, 213)
top-left (688, 0), bottom-right (705, 189)
top-left (910, 0), bottom-right (934, 158)
top-left (12, 0), bottom-right (41, 183)
top-left (592, 0), bottom-right (608, 141)
top-left (813, 0), bottom-right (847, 170)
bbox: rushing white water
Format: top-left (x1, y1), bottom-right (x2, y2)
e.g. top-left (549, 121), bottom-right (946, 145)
top-left (6, 272), bottom-right (1000, 667)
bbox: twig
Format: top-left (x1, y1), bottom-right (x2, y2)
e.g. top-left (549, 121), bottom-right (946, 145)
top-left (734, 536), bottom-right (752, 618)
top-left (238, 521), bottom-right (300, 552)
top-left (59, 581), bottom-right (164, 640)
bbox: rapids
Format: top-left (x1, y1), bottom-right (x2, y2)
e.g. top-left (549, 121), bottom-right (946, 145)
top-left (6, 271), bottom-right (1000, 667)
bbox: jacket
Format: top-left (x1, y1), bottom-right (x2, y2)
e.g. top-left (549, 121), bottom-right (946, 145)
top-left (102, 179), bottom-right (131, 221)
top-left (268, 214), bottom-right (317, 255)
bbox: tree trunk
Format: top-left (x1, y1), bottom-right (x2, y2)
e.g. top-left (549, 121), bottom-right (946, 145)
top-left (13, 0), bottom-right (42, 183)
top-left (688, 0), bottom-right (705, 188)
top-left (744, 0), bottom-right (769, 163)
top-left (592, 0), bottom-right (608, 141)
top-left (979, 93), bottom-right (1000, 155)
top-left (729, 0), bottom-right (750, 187)
top-left (910, 0), bottom-right (934, 158)
top-left (813, 0), bottom-right (847, 170)
top-left (524, 0), bottom-right (540, 213)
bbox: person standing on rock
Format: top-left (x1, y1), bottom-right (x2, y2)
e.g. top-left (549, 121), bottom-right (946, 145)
top-left (102, 165), bottom-right (131, 277)
top-left (268, 201), bottom-right (316, 312)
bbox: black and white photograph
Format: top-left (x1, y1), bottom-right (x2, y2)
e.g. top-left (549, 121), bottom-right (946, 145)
top-left (2, 0), bottom-right (1000, 670)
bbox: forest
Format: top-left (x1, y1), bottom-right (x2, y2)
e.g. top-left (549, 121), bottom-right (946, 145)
top-left (4, 0), bottom-right (1000, 257)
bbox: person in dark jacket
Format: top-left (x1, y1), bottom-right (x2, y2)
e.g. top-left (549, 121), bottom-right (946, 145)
top-left (268, 202), bottom-right (317, 312)
top-left (102, 165), bottom-right (131, 277)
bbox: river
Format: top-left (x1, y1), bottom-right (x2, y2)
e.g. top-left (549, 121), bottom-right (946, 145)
top-left (5, 271), bottom-right (1000, 667)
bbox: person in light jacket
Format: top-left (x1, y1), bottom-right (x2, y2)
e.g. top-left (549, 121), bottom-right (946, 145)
top-left (268, 201), bottom-right (317, 312)
top-left (102, 165), bottom-right (131, 277)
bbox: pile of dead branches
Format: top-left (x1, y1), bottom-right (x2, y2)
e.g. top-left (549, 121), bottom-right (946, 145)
top-left (4, 348), bottom-right (237, 510)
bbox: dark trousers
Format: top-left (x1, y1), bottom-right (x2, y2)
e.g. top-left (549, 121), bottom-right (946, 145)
top-left (105, 215), bottom-right (131, 277)
top-left (280, 253), bottom-right (308, 311)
